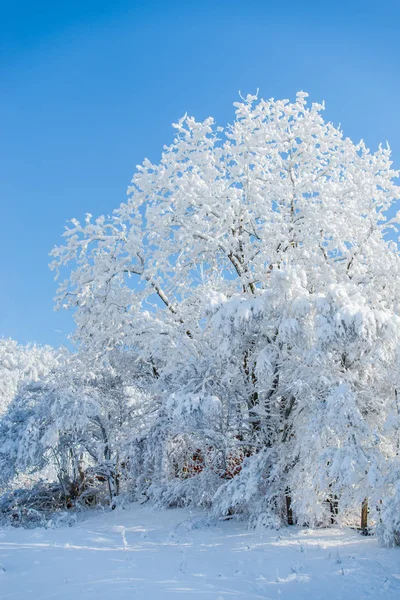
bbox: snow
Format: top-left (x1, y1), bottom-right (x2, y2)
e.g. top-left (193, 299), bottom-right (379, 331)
top-left (1, 504), bottom-right (399, 599)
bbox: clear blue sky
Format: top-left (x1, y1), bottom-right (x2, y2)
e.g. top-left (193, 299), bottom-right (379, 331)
top-left (1, 0), bottom-right (399, 347)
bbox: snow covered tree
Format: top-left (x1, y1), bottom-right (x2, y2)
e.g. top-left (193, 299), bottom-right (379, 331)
top-left (0, 351), bottom-right (155, 508)
top-left (0, 338), bottom-right (64, 415)
top-left (209, 270), bottom-right (400, 531)
top-left (50, 92), bottom-right (400, 542)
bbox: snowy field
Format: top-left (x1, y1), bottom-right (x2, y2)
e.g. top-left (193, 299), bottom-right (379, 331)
top-left (1, 504), bottom-right (399, 599)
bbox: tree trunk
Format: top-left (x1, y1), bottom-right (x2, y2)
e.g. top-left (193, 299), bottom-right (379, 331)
top-left (286, 493), bottom-right (293, 525)
top-left (361, 498), bottom-right (368, 532)
top-left (329, 494), bottom-right (339, 524)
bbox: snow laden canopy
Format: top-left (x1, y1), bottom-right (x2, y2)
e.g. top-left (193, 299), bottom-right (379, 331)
top-left (46, 92), bottom-right (400, 543)
top-left (0, 338), bottom-right (63, 416)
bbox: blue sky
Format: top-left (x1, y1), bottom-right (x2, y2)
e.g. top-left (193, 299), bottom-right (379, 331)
top-left (1, 0), bottom-right (399, 347)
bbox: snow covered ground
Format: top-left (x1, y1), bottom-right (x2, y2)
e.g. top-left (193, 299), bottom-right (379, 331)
top-left (1, 504), bottom-right (400, 599)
